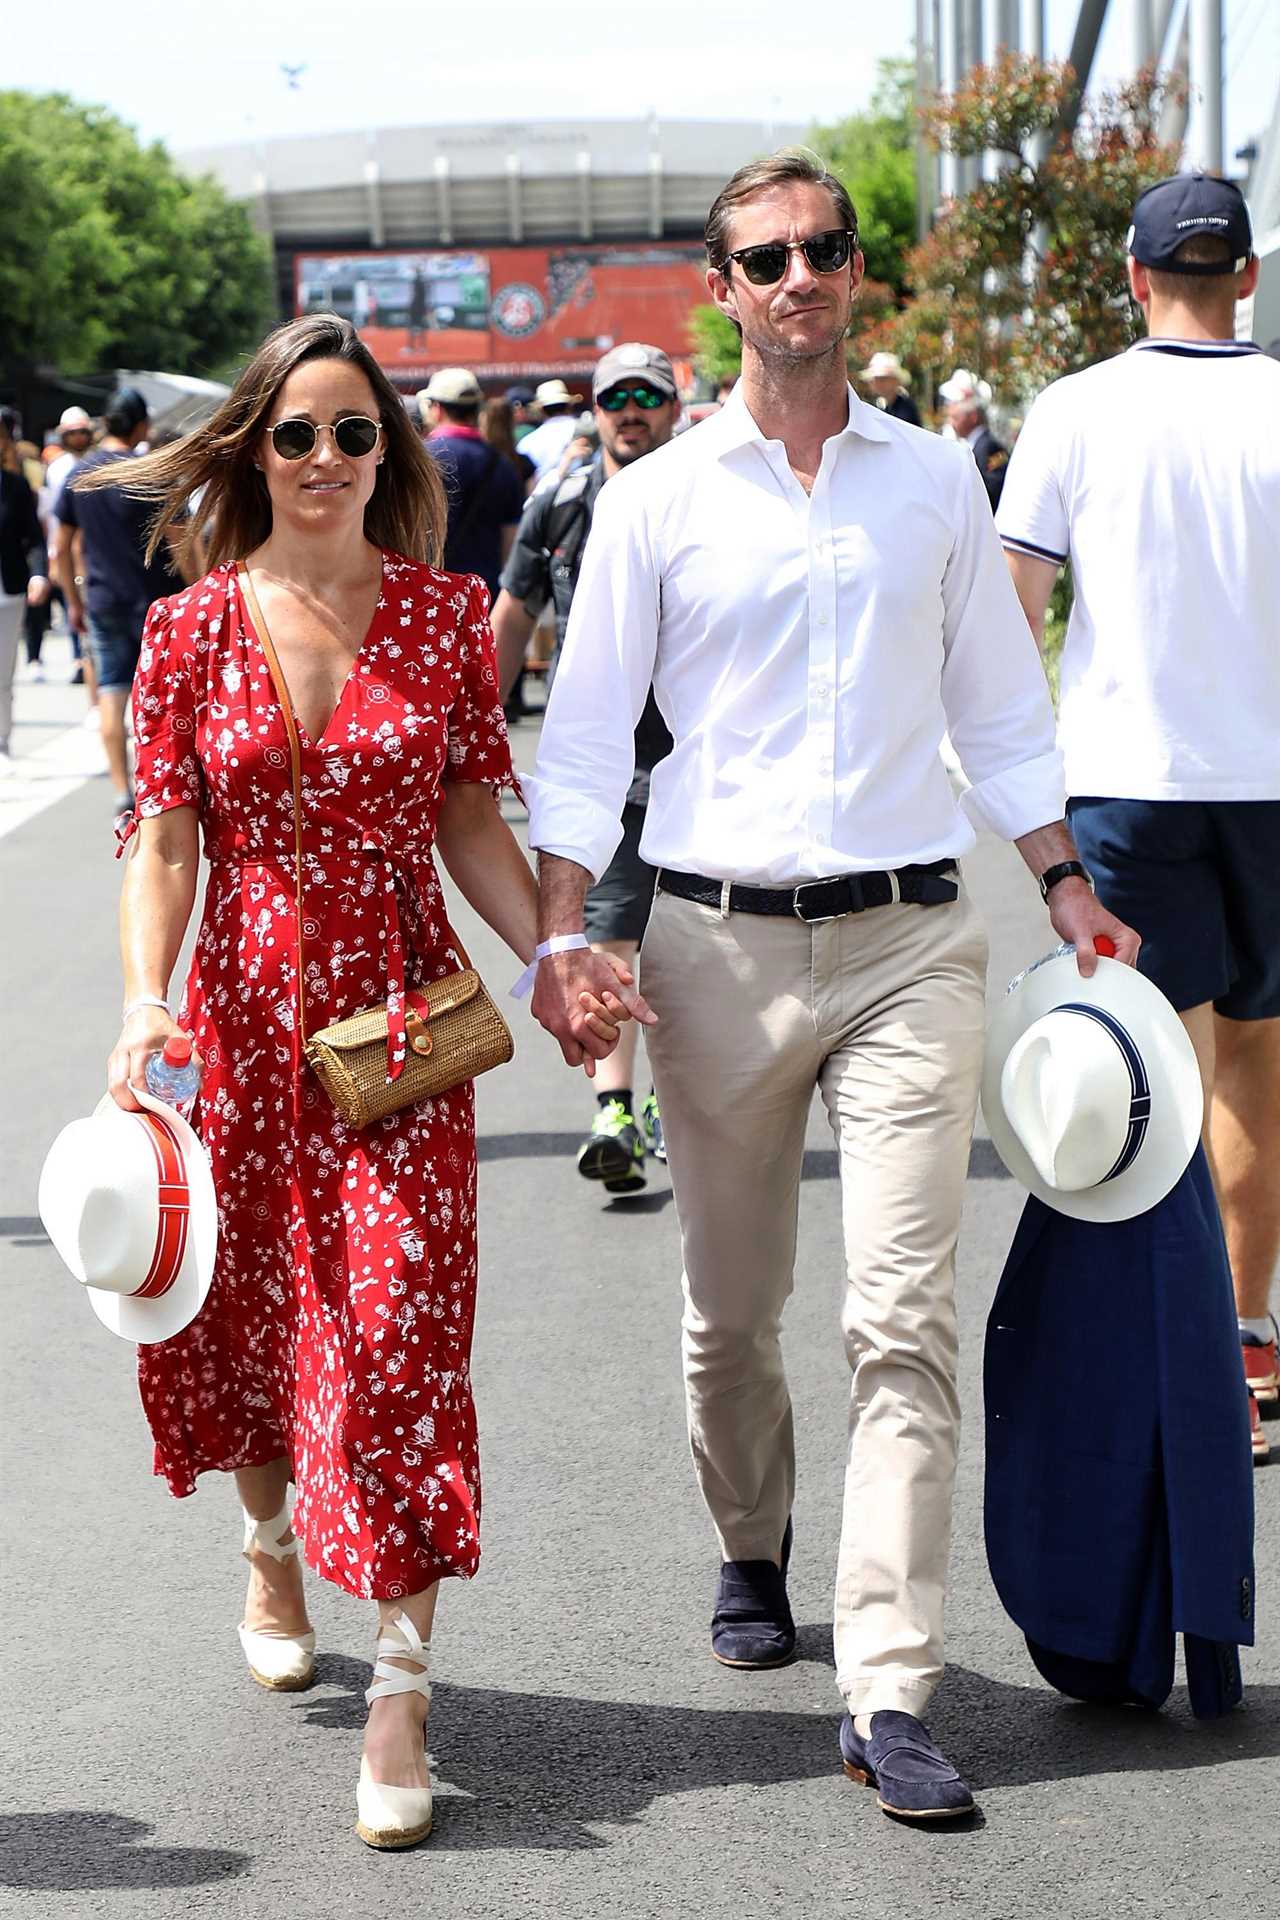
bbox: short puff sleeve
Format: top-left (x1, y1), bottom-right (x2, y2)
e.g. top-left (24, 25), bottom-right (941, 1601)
top-left (446, 574), bottom-right (521, 800)
top-left (131, 596), bottom-right (203, 820)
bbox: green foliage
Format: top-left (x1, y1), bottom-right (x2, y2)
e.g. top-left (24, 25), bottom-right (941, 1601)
top-left (687, 302), bottom-right (742, 385)
top-left (0, 92), bottom-right (273, 379)
top-left (816, 58), bottom-right (919, 292)
top-left (892, 60), bottom-right (1183, 404)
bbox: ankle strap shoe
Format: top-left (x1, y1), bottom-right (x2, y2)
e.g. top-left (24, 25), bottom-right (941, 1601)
top-left (356, 1613), bottom-right (434, 1850)
top-left (237, 1500), bottom-right (316, 1691)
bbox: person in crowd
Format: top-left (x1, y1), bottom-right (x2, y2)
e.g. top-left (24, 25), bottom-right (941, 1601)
top-left (859, 351), bottom-right (921, 426)
top-left (52, 388), bottom-right (186, 827)
top-left (524, 148), bottom-right (1136, 1820)
top-left (45, 405), bottom-right (95, 502)
top-left (938, 369), bottom-right (1008, 509)
top-left (715, 375), bottom-right (738, 405)
top-left (504, 385), bottom-right (536, 442)
top-left (517, 379), bottom-right (582, 480)
top-left (998, 172), bottom-right (1280, 1464)
top-left (492, 343), bottom-right (680, 1195)
top-left (480, 395), bottom-right (536, 497)
top-left (41, 412), bottom-right (97, 691)
top-left (14, 437), bottom-right (53, 675)
top-left (419, 369), bottom-right (525, 608)
top-left (0, 410), bottom-right (51, 767)
top-left (92, 311), bottom-right (639, 1850)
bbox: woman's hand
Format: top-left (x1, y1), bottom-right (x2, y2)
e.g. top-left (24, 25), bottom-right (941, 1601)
top-left (107, 1008), bottom-right (196, 1112)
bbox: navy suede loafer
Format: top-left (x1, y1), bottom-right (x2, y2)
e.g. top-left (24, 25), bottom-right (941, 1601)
top-left (840, 1711), bottom-right (976, 1821)
top-left (710, 1519), bottom-right (795, 1669)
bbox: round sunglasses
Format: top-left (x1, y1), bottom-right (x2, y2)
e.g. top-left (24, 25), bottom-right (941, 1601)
top-left (269, 415), bottom-right (382, 461)
top-left (597, 384), bottom-right (669, 412)
top-left (722, 227), bottom-right (859, 287)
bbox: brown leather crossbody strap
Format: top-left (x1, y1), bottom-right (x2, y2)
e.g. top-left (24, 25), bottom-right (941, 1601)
top-left (237, 564), bottom-right (309, 1048)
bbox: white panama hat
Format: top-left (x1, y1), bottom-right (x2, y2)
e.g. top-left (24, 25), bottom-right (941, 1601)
top-left (982, 947), bottom-right (1203, 1222)
top-left (38, 1085), bottom-right (217, 1343)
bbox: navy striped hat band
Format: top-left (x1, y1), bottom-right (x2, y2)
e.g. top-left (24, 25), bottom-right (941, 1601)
top-left (1057, 1004), bottom-right (1152, 1183)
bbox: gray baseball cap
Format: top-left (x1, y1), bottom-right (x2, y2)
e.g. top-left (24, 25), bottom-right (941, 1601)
top-left (592, 342), bottom-right (678, 402)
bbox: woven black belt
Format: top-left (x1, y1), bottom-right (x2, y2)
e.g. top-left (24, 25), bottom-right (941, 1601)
top-left (656, 860), bottom-right (959, 923)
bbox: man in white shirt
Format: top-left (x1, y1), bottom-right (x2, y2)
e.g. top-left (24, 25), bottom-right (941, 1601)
top-left (517, 381), bottom-right (584, 481)
top-left (999, 172), bottom-right (1280, 1465)
top-left (524, 148), bottom-right (1134, 1819)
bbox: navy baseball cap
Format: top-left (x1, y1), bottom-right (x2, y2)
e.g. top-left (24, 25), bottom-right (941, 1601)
top-left (504, 385), bottom-right (534, 406)
top-left (1127, 174), bottom-right (1253, 274)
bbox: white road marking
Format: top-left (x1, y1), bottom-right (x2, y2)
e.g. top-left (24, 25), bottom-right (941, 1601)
top-left (0, 718), bottom-right (108, 842)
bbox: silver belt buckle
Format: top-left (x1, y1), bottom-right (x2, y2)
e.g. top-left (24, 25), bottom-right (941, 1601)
top-left (792, 879), bottom-right (842, 923)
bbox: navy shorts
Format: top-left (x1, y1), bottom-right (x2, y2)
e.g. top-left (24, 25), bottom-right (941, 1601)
top-left (584, 802), bottom-right (657, 945)
top-left (1068, 797), bottom-right (1280, 1021)
top-left (88, 605), bottom-right (146, 693)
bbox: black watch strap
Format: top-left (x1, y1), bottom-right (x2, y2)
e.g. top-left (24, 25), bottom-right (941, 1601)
top-left (1038, 859), bottom-right (1091, 902)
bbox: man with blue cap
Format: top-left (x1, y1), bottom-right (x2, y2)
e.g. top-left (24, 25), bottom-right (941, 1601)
top-left (998, 175), bottom-right (1280, 1463)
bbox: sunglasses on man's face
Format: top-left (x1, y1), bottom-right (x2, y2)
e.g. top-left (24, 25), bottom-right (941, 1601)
top-left (597, 384), bottom-right (668, 412)
top-left (269, 415), bottom-right (382, 461)
top-left (722, 228), bottom-right (858, 287)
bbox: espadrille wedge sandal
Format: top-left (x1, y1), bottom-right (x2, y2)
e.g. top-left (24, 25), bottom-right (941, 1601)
top-left (356, 1613), bottom-right (433, 1850)
top-left (236, 1500), bottom-right (317, 1691)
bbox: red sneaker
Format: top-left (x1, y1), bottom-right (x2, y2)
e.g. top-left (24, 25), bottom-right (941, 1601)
top-left (1242, 1320), bottom-right (1278, 1407)
top-left (1251, 1392), bottom-right (1270, 1464)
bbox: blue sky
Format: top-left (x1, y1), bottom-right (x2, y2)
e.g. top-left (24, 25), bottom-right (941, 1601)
top-left (7, 0), bottom-right (1275, 165)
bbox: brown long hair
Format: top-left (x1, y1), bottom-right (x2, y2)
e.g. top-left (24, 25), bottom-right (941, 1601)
top-left (480, 396), bottom-right (523, 477)
top-left (74, 313), bottom-right (448, 571)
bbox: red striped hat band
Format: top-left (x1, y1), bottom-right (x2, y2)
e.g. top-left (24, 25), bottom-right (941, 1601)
top-left (130, 1110), bottom-right (191, 1300)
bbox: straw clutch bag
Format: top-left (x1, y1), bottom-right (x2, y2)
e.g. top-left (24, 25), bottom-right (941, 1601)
top-left (238, 566), bottom-right (513, 1129)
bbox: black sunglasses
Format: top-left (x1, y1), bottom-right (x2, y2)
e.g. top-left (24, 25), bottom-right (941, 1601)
top-left (597, 384), bottom-right (669, 412)
top-left (270, 415), bottom-right (382, 461)
top-left (722, 227), bottom-right (858, 287)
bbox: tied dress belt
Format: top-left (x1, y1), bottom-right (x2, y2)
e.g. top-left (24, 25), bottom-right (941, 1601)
top-left (656, 860), bottom-right (959, 923)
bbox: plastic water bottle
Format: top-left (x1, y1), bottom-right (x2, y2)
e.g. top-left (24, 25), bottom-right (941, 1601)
top-left (145, 1032), bottom-right (203, 1108)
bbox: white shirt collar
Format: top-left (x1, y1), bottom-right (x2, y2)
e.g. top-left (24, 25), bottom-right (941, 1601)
top-left (711, 380), bottom-right (893, 460)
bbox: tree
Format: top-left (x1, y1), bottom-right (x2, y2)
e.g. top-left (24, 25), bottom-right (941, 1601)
top-left (687, 58), bottom-right (919, 387)
top-left (0, 93), bottom-right (273, 381)
top-left (890, 53), bottom-right (1183, 404)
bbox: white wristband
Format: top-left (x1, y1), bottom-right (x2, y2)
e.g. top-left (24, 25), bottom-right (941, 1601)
top-left (122, 993), bottom-right (172, 1022)
top-left (510, 933), bottom-right (591, 1000)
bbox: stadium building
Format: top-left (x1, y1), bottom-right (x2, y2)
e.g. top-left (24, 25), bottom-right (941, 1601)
top-left (177, 117), bottom-right (806, 393)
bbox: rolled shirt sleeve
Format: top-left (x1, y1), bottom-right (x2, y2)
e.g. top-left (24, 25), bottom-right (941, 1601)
top-left (524, 474), bottom-right (660, 882)
top-left (940, 457), bottom-right (1066, 841)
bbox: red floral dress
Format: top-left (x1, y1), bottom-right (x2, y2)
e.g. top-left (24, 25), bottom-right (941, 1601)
top-left (125, 553), bottom-right (517, 1600)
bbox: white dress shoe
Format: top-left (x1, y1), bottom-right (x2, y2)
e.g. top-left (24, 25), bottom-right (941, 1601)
top-left (356, 1613), bottom-right (433, 1849)
top-left (238, 1500), bottom-right (316, 1691)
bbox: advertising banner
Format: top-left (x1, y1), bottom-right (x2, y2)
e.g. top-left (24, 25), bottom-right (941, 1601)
top-left (294, 241), bottom-right (708, 383)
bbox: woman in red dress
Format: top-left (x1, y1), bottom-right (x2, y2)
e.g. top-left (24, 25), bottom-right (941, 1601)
top-left (88, 315), bottom-right (634, 1849)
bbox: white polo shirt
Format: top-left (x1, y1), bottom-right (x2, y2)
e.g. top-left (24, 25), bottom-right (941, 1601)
top-left (526, 383), bottom-right (1063, 886)
top-left (997, 338), bottom-right (1280, 802)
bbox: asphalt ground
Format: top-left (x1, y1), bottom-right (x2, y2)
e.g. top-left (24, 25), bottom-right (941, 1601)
top-left (2, 706), bottom-right (1276, 1920)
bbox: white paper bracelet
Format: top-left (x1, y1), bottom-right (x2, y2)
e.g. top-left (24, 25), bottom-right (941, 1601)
top-left (122, 994), bottom-right (172, 1021)
top-left (510, 933), bottom-right (591, 1000)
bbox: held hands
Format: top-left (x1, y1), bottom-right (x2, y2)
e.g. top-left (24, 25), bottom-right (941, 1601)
top-left (530, 947), bottom-right (658, 1077)
top-left (1047, 878), bottom-right (1141, 978)
top-left (108, 1008), bottom-right (202, 1112)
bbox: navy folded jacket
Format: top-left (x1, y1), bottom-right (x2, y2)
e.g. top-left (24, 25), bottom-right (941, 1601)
top-left (984, 1146), bottom-right (1254, 1719)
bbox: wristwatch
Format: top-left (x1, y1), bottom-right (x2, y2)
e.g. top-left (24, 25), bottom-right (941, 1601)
top-left (1038, 860), bottom-right (1092, 902)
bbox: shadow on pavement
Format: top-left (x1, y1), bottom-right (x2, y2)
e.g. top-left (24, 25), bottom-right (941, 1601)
top-left (929, 1664), bottom-right (1280, 1792)
top-left (478, 1136), bottom-right (1010, 1181)
top-left (291, 1653), bottom-right (1275, 1852)
top-left (0, 1811), bottom-right (249, 1891)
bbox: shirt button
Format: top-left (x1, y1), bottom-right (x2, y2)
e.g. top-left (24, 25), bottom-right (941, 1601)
top-left (817, 614), bottom-right (829, 627)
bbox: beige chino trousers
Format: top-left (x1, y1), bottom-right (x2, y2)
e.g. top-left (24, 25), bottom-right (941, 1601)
top-left (640, 883), bottom-right (989, 1716)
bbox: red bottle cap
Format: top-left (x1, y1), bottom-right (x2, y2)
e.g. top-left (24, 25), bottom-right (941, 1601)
top-left (161, 1032), bottom-right (194, 1066)
top-left (1094, 936), bottom-right (1117, 959)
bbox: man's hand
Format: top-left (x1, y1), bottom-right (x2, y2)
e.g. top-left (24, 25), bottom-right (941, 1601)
top-left (26, 574), bottom-right (50, 608)
top-left (531, 947), bottom-right (657, 1077)
top-left (1047, 878), bottom-right (1141, 978)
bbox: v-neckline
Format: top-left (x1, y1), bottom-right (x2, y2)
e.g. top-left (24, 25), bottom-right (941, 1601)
top-left (241, 555), bottom-right (384, 749)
